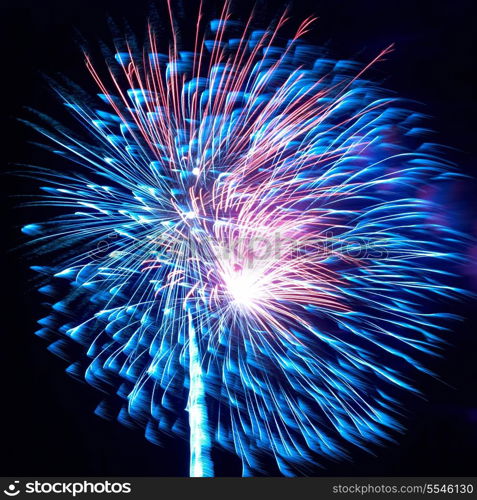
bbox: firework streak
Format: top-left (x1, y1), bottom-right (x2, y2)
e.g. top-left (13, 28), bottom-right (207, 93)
top-left (23, 1), bottom-right (468, 476)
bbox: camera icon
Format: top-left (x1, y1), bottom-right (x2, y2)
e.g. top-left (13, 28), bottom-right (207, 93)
top-left (3, 481), bottom-right (20, 497)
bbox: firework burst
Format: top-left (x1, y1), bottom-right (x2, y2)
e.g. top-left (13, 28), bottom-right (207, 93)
top-left (22, 1), bottom-right (467, 476)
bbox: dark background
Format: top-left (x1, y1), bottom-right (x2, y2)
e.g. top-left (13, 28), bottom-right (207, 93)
top-left (1, 0), bottom-right (476, 477)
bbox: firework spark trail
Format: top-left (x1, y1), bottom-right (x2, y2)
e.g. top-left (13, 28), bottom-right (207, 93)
top-left (22, 1), bottom-right (468, 476)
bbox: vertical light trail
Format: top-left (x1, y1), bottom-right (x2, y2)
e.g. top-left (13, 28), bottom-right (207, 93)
top-left (187, 309), bottom-right (213, 477)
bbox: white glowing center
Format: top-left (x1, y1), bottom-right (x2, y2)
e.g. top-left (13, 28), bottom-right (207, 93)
top-left (225, 272), bottom-right (260, 307)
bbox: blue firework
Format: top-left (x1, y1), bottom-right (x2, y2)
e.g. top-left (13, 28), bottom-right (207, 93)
top-left (21, 2), bottom-right (468, 477)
